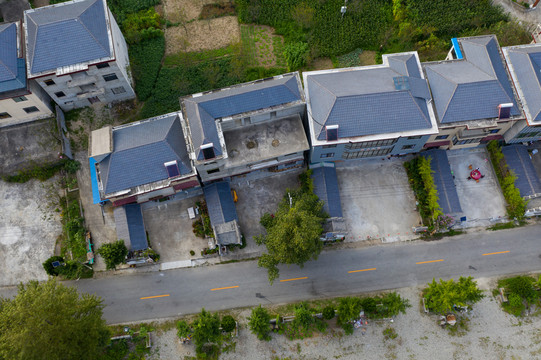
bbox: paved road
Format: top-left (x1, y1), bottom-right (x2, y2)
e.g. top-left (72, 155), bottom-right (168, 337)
top-left (63, 224), bottom-right (541, 324)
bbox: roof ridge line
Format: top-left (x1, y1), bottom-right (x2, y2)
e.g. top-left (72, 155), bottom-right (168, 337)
top-left (440, 82), bottom-right (458, 123)
top-left (406, 92), bottom-right (430, 124)
top-left (77, 7), bottom-right (110, 57)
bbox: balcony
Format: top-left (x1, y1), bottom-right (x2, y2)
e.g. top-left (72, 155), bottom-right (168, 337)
top-left (76, 87), bottom-right (105, 100)
top-left (67, 75), bottom-right (97, 88)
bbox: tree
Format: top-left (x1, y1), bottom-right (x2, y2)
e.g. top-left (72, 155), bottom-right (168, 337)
top-left (221, 315), bottom-right (236, 333)
top-left (0, 278), bottom-right (110, 360)
top-left (248, 305), bottom-right (271, 341)
top-left (192, 308), bottom-right (221, 354)
top-left (337, 297), bottom-right (362, 325)
top-left (42, 255), bottom-right (64, 276)
top-left (322, 305), bottom-right (335, 320)
top-left (255, 171), bottom-right (327, 283)
top-left (176, 320), bottom-right (191, 339)
top-left (424, 276), bottom-right (483, 314)
top-left (97, 240), bottom-right (128, 270)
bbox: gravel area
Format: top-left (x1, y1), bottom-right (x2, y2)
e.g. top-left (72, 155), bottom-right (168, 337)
top-left (149, 275), bottom-right (541, 360)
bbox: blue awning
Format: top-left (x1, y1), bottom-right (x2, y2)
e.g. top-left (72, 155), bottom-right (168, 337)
top-left (89, 157), bottom-right (105, 204)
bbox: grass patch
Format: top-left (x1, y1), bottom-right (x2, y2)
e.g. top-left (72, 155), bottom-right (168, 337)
top-left (497, 275), bottom-right (540, 317)
top-left (488, 221), bottom-right (521, 231)
top-left (129, 35), bottom-right (166, 102)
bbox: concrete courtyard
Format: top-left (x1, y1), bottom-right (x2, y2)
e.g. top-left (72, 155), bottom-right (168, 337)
top-left (336, 157), bottom-right (420, 243)
top-left (447, 147), bottom-right (507, 227)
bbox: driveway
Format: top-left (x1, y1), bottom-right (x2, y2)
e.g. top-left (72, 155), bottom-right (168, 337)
top-left (447, 147), bottom-right (507, 227)
top-left (336, 157), bottom-right (420, 243)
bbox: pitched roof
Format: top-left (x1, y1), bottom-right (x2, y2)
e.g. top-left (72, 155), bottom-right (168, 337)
top-left (203, 181), bottom-right (238, 225)
top-left (305, 53), bottom-right (434, 141)
top-left (424, 36), bottom-right (519, 124)
top-left (311, 166), bottom-right (343, 218)
top-left (24, 0), bottom-right (112, 76)
top-left (0, 22), bottom-right (26, 93)
top-left (181, 73), bottom-right (304, 161)
top-left (502, 145), bottom-right (541, 197)
top-left (503, 44), bottom-right (541, 124)
top-left (98, 113), bottom-right (193, 195)
top-left (113, 204), bottom-right (148, 251)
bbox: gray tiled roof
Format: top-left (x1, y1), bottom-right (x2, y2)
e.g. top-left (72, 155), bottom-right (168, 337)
top-left (311, 166), bottom-right (343, 218)
top-left (424, 36), bottom-right (519, 124)
top-left (203, 181), bottom-right (238, 225)
top-left (24, 0), bottom-right (112, 75)
top-left (113, 204), bottom-right (148, 251)
top-left (422, 149), bottom-right (462, 215)
top-left (504, 44), bottom-right (541, 123)
top-left (306, 53), bottom-right (433, 141)
top-left (99, 113), bottom-right (193, 195)
top-left (181, 73), bottom-right (304, 161)
top-left (502, 145), bottom-right (541, 197)
top-left (0, 23), bottom-right (26, 93)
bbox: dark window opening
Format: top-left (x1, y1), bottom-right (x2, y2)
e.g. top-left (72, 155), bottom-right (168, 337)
top-left (326, 125), bottom-right (338, 141)
top-left (55, 91), bottom-right (66, 98)
top-left (320, 153), bottom-right (334, 158)
top-left (103, 73), bottom-right (118, 82)
top-left (23, 106), bottom-right (39, 113)
top-left (164, 161), bottom-right (180, 177)
top-left (96, 62), bottom-right (110, 69)
top-left (207, 168), bottom-right (220, 174)
top-left (0, 112), bottom-right (11, 119)
top-left (44, 79), bottom-right (55, 86)
top-left (435, 135), bottom-right (449, 140)
top-left (13, 96), bottom-right (27, 102)
top-left (201, 143), bottom-right (216, 160)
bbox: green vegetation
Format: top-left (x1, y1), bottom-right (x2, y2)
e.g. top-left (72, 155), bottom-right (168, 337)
top-left (107, 0), bottom-right (161, 27)
top-left (97, 240), bottom-right (129, 270)
top-left (248, 305), bottom-right (272, 341)
top-left (488, 221), bottom-right (519, 231)
top-left (102, 326), bottom-right (153, 360)
top-left (322, 305), bottom-right (336, 320)
top-left (423, 276), bottom-right (484, 314)
top-left (0, 279), bottom-right (110, 360)
top-left (498, 275), bottom-right (540, 317)
top-left (284, 41), bottom-right (309, 71)
top-left (487, 141), bottom-right (528, 220)
top-left (2, 158), bottom-right (80, 183)
top-left (255, 171), bottom-right (328, 283)
top-left (123, 8), bottom-right (163, 44)
top-left (337, 292), bottom-right (410, 327)
top-left (404, 156), bottom-right (443, 229)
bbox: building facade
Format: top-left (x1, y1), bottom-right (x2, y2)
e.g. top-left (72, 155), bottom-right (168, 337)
top-left (0, 22), bottom-right (53, 127)
top-left (23, 0), bottom-right (135, 111)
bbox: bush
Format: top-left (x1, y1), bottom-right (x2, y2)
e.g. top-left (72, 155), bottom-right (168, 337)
top-left (337, 297), bottom-right (362, 325)
top-left (176, 320), bottom-right (191, 339)
top-left (248, 305), bottom-right (271, 341)
top-left (97, 240), bottom-right (128, 270)
top-left (322, 305), bottom-right (335, 320)
top-left (123, 8), bottom-right (163, 44)
top-left (424, 277), bottom-right (484, 314)
top-left (500, 276), bottom-right (537, 305)
top-left (42, 256), bottom-right (65, 276)
top-left (221, 315), bottom-right (236, 333)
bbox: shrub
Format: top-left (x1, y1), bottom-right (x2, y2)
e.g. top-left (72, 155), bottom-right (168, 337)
top-left (123, 8), bottom-right (163, 44)
top-left (42, 256), bottom-right (65, 276)
top-left (248, 305), bottom-right (271, 341)
top-left (283, 41), bottom-right (309, 71)
top-left (190, 250), bottom-right (196, 256)
top-left (322, 305), bottom-right (335, 320)
top-left (97, 240), bottom-right (128, 270)
top-left (342, 322), bottom-right (354, 335)
top-left (221, 315), bottom-right (236, 333)
top-left (176, 320), bottom-right (191, 339)
top-left (507, 293), bottom-right (525, 316)
top-left (337, 297), bottom-right (362, 325)
top-left (502, 276), bottom-right (537, 304)
top-left (424, 276), bottom-right (484, 314)
top-left (383, 327), bottom-right (398, 340)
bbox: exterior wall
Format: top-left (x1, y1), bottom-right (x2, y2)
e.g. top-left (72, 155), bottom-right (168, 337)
top-left (0, 85), bottom-right (53, 127)
top-left (35, 60), bottom-right (135, 111)
top-left (506, 121), bottom-right (541, 143)
top-left (108, 8), bottom-right (134, 88)
top-left (220, 103), bottom-right (305, 131)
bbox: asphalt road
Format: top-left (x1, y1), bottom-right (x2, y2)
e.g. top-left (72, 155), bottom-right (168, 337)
top-left (58, 224), bottom-right (541, 324)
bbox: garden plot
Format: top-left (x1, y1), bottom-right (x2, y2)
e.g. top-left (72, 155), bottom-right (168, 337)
top-left (164, 16), bottom-right (240, 54)
top-left (163, 0), bottom-right (216, 23)
top-left (240, 24), bottom-right (286, 68)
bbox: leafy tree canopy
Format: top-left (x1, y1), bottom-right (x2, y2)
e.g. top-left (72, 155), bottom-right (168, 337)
top-left (0, 278), bottom-right (110, 360)
top-left (192, 308), bottom-right (221, 353)
top-left (97, 240), bottom-right (129, 270)
top-left (424, 276), bottom-right (484, 314)
top-left (248, 305), bottom-right (272, 341)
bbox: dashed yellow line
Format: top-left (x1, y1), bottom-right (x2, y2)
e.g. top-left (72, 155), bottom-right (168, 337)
top-left (483, 251), bottom-right (510, 256)
top-left (280, 277), bottom-right (308, 282)
top-left (210, 286), bottom-right (239, 291)
top-left (416, 259), bottom-right (444, 265)
top-left (140, 294), bottom-right (170, 300)
top-left (348, 268), bottom-right (377, 274)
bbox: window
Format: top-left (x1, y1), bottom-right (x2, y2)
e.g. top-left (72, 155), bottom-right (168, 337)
top-left (0, 112), bottom-right (11, 119)
top-left (164, 161), bottom-right (180, 177)
top-left (44, 79), bottom-right (55, 86)
top-left (201, 143), bottom-right (216, 160)
top-left (55, 91), bottom-right (66, 98)
top-left (111, 86), bottom-right (126, 95)
top-left (320, 153), bottom-right (334, 158)
top-left (407, 135), bottom-right (422, 140)
top-left (489, 129), bottom-right (500, 134)
top-left (322, 144), bottom-right (336, 149)
top-left (326, 125), bottom-right (338, 141)
top-left (346, 138), bottom-right (397, 150)
top-left (88, 96), bottom-right (101, 104)
top-left (435, 135), bottom-right (448, 140)
top-left (401, 145), bottom-right (414, 150)
top-left (96, 62), bottom-right (110, 69)
top-left (23, 106), bottom-right (39, 113)
top-left (64, 101), bottom-right (74, 105)
top-left (103, 73), bottom-right (118, 82)
top-left (342, 147), bottom-right (392, 159)
top-left (207, 168), bottom-right (220, 174)
top-left (13, 96), bottom-right (27, 102)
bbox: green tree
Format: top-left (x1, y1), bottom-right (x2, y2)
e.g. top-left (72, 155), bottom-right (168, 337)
top-left (176, 320), bottom-right (191, 339)
top-left (192, 308), bottom-right (221, 354)
top-left (255, 171), bottom-right (327, 283)
top-left (322, 305), bottom-right (335, 320)
top-left (42, 255), bottom-right (64, 276)
top-left (293, 304), bottom-right (313, 331)
top-left (0, 278), bottom-right (110, 360)
top-left (337, 297), bottom-right (362, 325)
top-left (221, 315), bottom-right (236, 333)
top-left (248, 305), bottom-right (271, 341)
top-left (97, 240), bottom-right (129, 270)
top-left (424, 276), bottom-right (484, 314)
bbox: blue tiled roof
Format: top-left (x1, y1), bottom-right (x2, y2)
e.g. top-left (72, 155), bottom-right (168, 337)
top-left (114, 204), bottom-right (148, 251)
top-left (502, 145), bottom-right (541, 197)
top-left (203, 181), bottom-right (238, 225)
top-left (25, 0), bottom-right (112, 75)
top-left (89, 157), bottom-right (105, 204)
top-left (0, 23), bottom-right (26, 93)
top-left (182, 73), bottom-right (304, 161)
top-left (311, 166), bottom-right (343, 218)
top-left (424, 36), bottom-right (519, 124)
top-left (306, 53), bottom-right (434, 141)
top-left (98, 114), bottom-right (193, 195)
top-left (422, 149), bottom-right (462, 215)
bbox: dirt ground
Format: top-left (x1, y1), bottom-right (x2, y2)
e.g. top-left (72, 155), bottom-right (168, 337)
top-left (149, 275), bottom-right (541, 360)
top-left (163, 0), bottom-right (216, 23)
top-left (310, 57), bottom-right (334, 71)
top-left (359, 50), bottom-right (377, 65)
top-left (164, 16), bottom-right (240, 54)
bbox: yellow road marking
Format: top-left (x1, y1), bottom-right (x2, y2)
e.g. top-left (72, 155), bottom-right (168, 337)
top-left (416, 259), bottom-right (444, 265)
top-left (482, 250), bottom-right (510, 256)
top-left (210, 286), bottom-right (239, 291)
top-left (280, 277), bottom-right (308, 282)
top-left (348, 268), bottom-right (377, 274)
top-left (140, 294), bottom-right (170, 300)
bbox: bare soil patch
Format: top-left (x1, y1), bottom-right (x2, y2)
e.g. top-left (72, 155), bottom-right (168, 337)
top-left (199, 1), bottom-right (235, 19)
top-left (359, 50), bottom-right (377, 65)
top-left (165, 16), bottom-right (240, 54)
top-left (33, 0), bottom-right (50, 8)
top-left (163, 0), bottom-right (216, 23)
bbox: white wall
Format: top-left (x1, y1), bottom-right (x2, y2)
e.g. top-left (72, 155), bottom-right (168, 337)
top-left (0, 86), bottom-right (53, 127)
